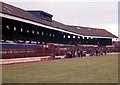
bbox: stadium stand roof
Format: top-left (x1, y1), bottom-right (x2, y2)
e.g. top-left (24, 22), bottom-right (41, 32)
top-left (0, 2), bottom-right (118, 38)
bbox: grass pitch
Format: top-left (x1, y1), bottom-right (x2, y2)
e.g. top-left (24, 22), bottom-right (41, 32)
top-left (2, 54), bottom-right (118, 83)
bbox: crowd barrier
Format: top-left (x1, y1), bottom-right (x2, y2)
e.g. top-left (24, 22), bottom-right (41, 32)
top-left (0, 56), bottom-right (51, 65)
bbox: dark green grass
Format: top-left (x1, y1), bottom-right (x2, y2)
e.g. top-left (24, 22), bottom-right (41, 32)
top-left (2, 54), bottom-right (118, 83)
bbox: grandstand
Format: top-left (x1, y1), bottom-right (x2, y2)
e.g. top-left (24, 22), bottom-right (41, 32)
top-left (0, 2), bottom-right (118, 59)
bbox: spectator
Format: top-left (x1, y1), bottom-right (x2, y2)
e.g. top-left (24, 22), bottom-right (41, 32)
top-left (96, 49), bottom-right (99, 56)
top-left (80, 50), bottom-right (83, 58)
top-left (75, 51), bottom-right (78, 57)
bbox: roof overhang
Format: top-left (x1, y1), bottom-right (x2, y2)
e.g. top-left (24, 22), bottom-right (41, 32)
top-left (0, 12), bottom-right (116, 39)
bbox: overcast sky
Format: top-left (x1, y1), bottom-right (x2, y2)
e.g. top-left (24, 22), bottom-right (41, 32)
top-left (2, 0), bottom-right (119, 40)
